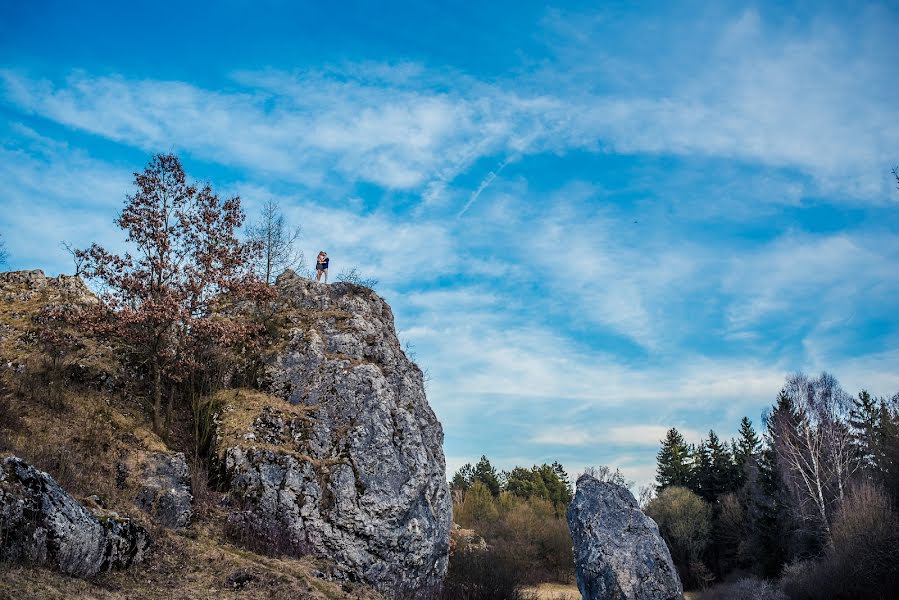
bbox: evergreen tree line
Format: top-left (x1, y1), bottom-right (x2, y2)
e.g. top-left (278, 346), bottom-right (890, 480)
top-left (650, 371), bottom-right (899, 597)
top-left (451, 455), bottom-right (573, 506)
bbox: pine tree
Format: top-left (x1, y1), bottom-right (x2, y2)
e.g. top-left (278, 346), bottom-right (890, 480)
top-left (656, 428), bottom-right (692, 491)
top-left (708, 430), bottom-right (736, 498)
top-left (876, 395), bottom-right (899, 501)
top-left (450, 463), bottom-right (474, 492)
top-left (756, 389), bottom-right (800, 571)
top-left (735, 417), bottom-right (761, 467)
top-left (849, 390), bottom-right (880, 471)
top-left (473, 455), bottom-right (501, 496)
top-left (689, 439), bottom-right (713, 499)
top-left (551, 461), bottom-right (573, 503)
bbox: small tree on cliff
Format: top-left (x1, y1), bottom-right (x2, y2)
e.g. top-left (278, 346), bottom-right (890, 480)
top-left (77, 153), bottom-right (270, 434)
top-left (246, 198), bottom-right (304, 284)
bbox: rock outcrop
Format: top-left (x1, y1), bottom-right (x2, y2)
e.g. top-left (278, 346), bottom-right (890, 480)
top-left (134, 451), bottom-right (193, 529)
top-left (0, 456), bottom-right (151, 577)
top-left (567, 474), bottom-right (683, 600)
top-left (216, 272), bottom-right (451, 597)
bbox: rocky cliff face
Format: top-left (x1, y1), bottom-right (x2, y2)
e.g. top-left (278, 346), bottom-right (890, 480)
top-left (567, 474), bottom-right (683, 600)
top-left (216, 272), bottom-right (451, 597)
top-left (0, 456), bottom-right (151, 577)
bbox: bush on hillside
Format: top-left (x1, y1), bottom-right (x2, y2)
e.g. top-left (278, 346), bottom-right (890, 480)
top-left (457, 481), bottom-right (499, 526)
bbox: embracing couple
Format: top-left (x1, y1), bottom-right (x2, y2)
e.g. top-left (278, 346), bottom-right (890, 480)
top-left (316, 251), bottom-right (329, 283)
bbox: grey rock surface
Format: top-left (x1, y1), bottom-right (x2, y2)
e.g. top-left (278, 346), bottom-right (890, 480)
top-left (567, 474), bottom-right (683, 600)
top-left (0, 269), bottom-right (95, 305)
top-left (0, 455), bottom-right (151, 577)
top-left (220, 272), bottom-right (451, 597)
top-left (134, 451), bottom-right (193, 529)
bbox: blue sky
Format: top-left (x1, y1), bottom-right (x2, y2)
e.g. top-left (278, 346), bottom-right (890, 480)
top-left (2, 1), bottom-right (898, 488)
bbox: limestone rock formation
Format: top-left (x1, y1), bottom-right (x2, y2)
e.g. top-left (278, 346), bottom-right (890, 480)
top-left (0, 456), bottom-right (151, 577)
top-left (0, 269), bottom-right (95, 306)
top-left (216, 271), bottom-right (451, 597)
top-left (567, 474), bottom-right (683, 600)
top-left (134, 451), bottom-right (193, 529)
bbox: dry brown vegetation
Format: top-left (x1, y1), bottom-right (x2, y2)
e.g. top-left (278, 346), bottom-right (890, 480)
top-left (0, 519), bottom-right (382, 599)
top-left (0, 272), bottom-right (382, 600)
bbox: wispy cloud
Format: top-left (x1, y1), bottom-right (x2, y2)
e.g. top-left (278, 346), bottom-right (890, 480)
top-left (457, 154), bottom-right (519, 218)
top-left (3, 6), bottom-right (897, 205)
top-left (2, 4), bottom-right (898, 495)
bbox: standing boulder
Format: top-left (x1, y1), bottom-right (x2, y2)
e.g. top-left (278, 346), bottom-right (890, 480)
top-left (0, 456), bottom-right (150, 577)
top-left (216, 272), bottom-right (451, 598)
top-left (567, 474), bottom-right (683, 600)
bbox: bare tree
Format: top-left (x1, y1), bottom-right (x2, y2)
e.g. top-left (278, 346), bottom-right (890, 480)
top-left (246, 199), bottom-right (304, 284)
top-left (0, 232), bottom-right (7, 265)
top-left (60, 241), bottom-right (86, 276)
top-left (774, 372), bottom-right (861, 540)
top-left (336, 266), bottom-right (378, 289)
top-left (580, 465), bottom-right (634, 489)
top-left (637, 484), bottom-right (656, 510)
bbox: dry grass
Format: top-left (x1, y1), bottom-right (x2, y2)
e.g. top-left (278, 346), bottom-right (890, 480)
top-left (210, 388), bottom-right (327, 463)
top-left (0, 383), bottom-right (379, 599)
top-left (521, 582), bottom-right (580, 599)
top-left (0, 515), bottom-right (384, 599)
top-left (0, 275), bottom-right (383, 599)
top-left (520, 582), bottom-right (699, 599)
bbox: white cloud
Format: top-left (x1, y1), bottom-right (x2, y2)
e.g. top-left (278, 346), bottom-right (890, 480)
top-left (0, 129), bottom-right (132, 273)
top-left (532, 425), bottom-right (702, 448)
top-left (3, 6), bottom-right (897, 206)
top-left (723, 231), bottom-right (899, 335)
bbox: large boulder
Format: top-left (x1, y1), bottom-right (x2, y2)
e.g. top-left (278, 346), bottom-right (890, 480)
top-left (0, 456), bottom-right (151, 577)
top-left (216, 272), bottom-right (451, 598)
top-left (567, 474), bottom-right (683, 600)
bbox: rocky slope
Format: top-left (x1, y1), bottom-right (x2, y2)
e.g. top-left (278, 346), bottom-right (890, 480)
top-left (567, 474), bottom-right (683, 600)
top-left (215, 270), bottom-right (452, 597)
top-left (0, 456), bottom-right (151, 577)
top-left (0, 270), bottom-right (400, 598)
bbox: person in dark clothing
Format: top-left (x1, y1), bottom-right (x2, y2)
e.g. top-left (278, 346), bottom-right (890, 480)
top-left (316, 251), bottom-right (329, 283)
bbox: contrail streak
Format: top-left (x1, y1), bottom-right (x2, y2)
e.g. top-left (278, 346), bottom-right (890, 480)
top-left (457, 154), bottom-right (518, 218)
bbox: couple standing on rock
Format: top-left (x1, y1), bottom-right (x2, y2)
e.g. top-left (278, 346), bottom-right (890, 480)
top-left (315, 251), bottom-right (329, 283)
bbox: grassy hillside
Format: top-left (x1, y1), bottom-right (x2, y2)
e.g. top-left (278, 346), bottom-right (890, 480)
top-left (0, 271), bottom-right (381, 599)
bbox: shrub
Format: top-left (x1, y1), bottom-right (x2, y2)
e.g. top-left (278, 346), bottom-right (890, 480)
top-left (458, 481), bottom-right (499, 527)
top-left (645, 486), bottom-right (712, 588)
top-left (781, 481), bottom-right (899, 599)
top-left (440, 549), bottom-right (531, 600)
top-left (699, 576), bottom-right (786, 600)
top-left (453, 488), bottom-right (575, 586)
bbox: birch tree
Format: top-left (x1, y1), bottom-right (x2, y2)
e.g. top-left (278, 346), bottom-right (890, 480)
top-left (773, 372), bottom-right (861, 540)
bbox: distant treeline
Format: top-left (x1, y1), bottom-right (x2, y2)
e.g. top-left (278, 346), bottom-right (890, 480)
top-left (449, 458), bottom-right (575, 585)
top-left (648, 371), bottom-right (899, 597)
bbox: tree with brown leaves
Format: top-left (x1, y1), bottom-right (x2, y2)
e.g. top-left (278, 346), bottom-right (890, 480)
top-left (77, 154), bottom-right (271, 434)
